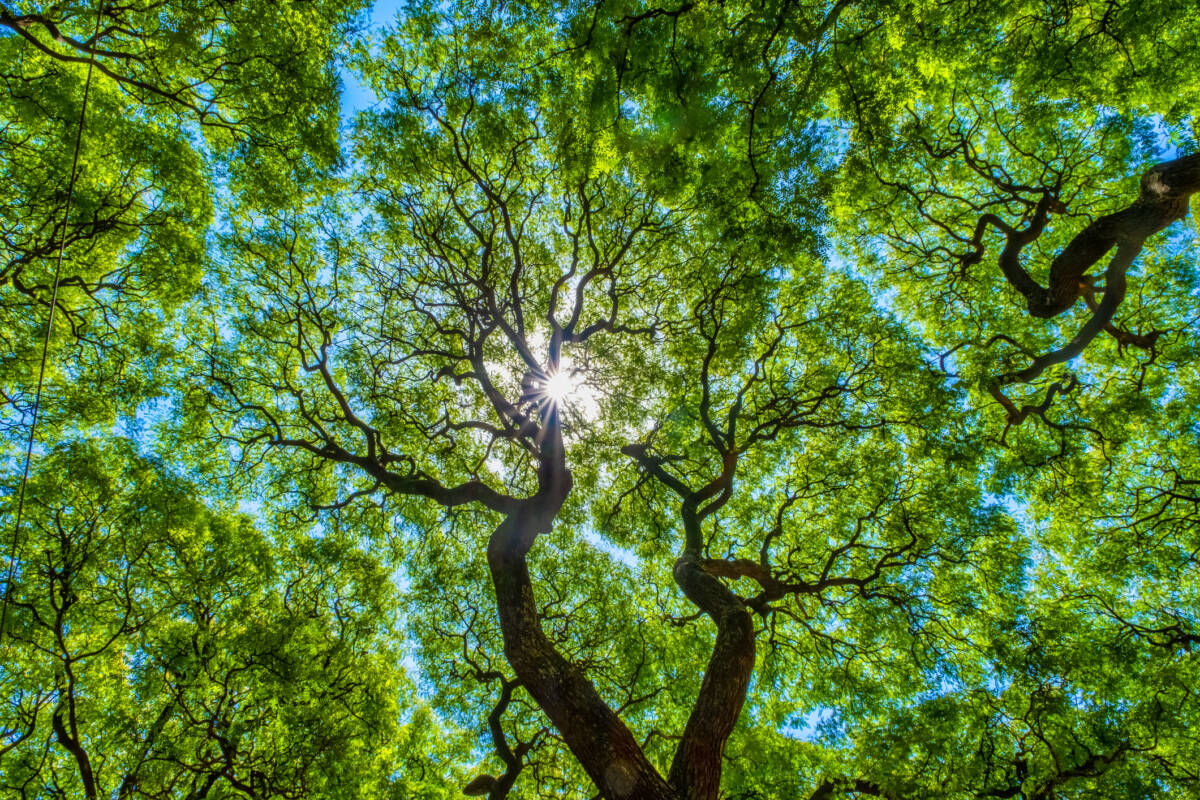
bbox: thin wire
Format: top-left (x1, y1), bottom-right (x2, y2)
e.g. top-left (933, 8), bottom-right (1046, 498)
top-left (2, 3), bottom-right (106, 639)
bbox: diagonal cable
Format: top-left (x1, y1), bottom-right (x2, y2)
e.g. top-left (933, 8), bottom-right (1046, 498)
top-left (2, 1), bottom-right (106, 639)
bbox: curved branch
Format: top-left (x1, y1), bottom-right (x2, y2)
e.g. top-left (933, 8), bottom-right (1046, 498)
top-left (1011, 240), bottom-right (1142, 384)
top-left (620, 441), bottom-right (755, 800)
top-left (968, 152), bottom-right (1199, 320)
top-left (982, 153), bottom-right (1200, 422)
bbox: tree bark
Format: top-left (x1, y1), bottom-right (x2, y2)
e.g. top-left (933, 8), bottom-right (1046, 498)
top-left (53, 701), bottom-right (97, 800)
top-left (613, 448), bottom-right (761, 800)
top-left (984, 153), bottom-right (1199, 415)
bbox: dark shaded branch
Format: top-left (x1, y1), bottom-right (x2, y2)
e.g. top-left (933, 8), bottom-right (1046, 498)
top-left (464, 677), bottom-right (538, 799)
top-left (52, 699), bottom-right (97, 800)
top-left (1008, 241), bottom-right (1142, 384)
top-left (1079, 276), bottom-right (1165, 353)
top-left (962, 150), bottom-right (1196, 317)
top-left (621, 443), bottom-right (755, 800)
top-left (975, 153), bottom-right (1198, 419)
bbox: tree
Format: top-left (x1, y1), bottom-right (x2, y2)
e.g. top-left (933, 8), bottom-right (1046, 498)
top-left (0, 439), bottom-right (443, 799)
top-left (0, 0), bottom-right (361, 441)
top-left (5, 0), bottom-right (1200, 798)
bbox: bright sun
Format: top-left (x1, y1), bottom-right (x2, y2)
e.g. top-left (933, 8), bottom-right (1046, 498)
top-left (543, 370), bottom-right (575, 403)
top-left (531, 355), bottom-right (601, 423)
top-left (513, 341), bottom-right (602, 424)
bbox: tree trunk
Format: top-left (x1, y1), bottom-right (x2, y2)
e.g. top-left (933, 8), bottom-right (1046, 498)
top-left (665, 553), bottom-right (756, 800)
top-left (487, 493), bottom-right (677, 800)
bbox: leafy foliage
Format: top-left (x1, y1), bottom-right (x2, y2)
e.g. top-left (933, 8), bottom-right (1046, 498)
top-left (4, 1), bottom-right (1200, 798)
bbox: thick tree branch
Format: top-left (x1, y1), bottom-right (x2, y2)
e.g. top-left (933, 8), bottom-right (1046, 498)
top-left (52, 697), bottom-right (97, 800)
top-left (621, 441), bottom-right (755, 800)
top-left (967, 153), bottom-right (1198, 320)
top-left (971, 153), bottom-right (1198, 419)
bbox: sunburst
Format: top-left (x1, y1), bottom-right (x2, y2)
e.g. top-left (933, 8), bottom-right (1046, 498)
top-left (520, 355), bottom-right (601, 424)
top-left (542, 369), bottom-right (575, 404)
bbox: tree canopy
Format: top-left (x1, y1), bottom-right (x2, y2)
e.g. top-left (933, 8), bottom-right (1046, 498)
top-left (3, 1), bottom-right (1200, 798)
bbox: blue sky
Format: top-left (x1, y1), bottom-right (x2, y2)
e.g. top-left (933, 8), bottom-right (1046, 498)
top-left (340, 0), bottom-right (404, 118)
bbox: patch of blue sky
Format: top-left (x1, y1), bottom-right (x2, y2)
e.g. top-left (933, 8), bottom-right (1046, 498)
top-left (583, 527), bottom-right (641, 570)
top-left (236, 496), bottom-right (265, 520)
top-left (782, 705), bottom-right (844, 744)
top-left (340, 0), bottom-right (406, 120)
top-left (984, 663), bottom-right (1013, 697)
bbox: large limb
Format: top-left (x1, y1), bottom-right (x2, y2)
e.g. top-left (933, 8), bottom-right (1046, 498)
top-left (967, 153), bottom-right (1198, 320)
top-left (655, 479), bottom-right (924, 797)
top-left (989, 241), bottom-right (1139, 422)
top-left (487, 421), bottom-right (675, 800)
top-left (1039, 152), bottom-right (1199, 315)
top-left (52, 684), bottom-right (97, 800)
top-left (615, 286), bottom-right (867, 798)
top-left (1078, 276), bottom-right (1164, 353)
top-left (1010, 241), bottom-right (1141, 384)
top-left (980, 153), bottom-right (1199, 421)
